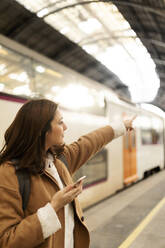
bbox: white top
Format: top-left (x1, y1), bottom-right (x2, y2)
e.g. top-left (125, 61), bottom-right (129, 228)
top-left (37, 122), bottom-right (126, 247)
top-left (37, 154), bottom-right (75, 248)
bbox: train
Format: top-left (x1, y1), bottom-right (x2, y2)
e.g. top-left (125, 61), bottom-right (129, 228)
top-left (0, 35), bottom-right (165, 209)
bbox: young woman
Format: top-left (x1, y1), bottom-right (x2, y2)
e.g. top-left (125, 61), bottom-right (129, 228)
top-left (0, 99), bottom-right (135, 248)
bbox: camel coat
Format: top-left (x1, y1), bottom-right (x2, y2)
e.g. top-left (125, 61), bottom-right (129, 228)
top-left (0, 126), bottom-right (115, 248)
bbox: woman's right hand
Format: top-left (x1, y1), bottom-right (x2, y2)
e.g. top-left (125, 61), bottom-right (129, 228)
top-left (123, 115), bottom-right (137, 131)
top-left (50, 182), bottom-right (83, 212)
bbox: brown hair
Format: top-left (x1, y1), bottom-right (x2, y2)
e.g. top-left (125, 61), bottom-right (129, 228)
top-left (0, 99), bottom-right (62, 174)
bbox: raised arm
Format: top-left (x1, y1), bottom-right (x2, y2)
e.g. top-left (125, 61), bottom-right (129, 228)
top-left (63, 116), bottom-right (136, 174)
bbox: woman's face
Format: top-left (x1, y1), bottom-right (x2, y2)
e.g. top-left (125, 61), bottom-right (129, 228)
top-left (45, 109), bottom-right (67, 151)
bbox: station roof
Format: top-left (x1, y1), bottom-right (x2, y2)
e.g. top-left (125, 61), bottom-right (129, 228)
top-left (0, 0), bottom-right (165, 110)
top-left (115, 0), bottom-right (165, 110)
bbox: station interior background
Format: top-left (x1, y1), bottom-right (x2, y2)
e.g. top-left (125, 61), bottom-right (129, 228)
top-left (0, 0), bottom-right (165, 113)
top-left (1, 3), bottom-right (165, 247)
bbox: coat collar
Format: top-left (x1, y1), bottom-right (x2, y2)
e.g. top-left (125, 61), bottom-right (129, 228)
top-left (44, 155), bottom-right (73, 187)
top-left (55, 158), bottom-right (74, 186)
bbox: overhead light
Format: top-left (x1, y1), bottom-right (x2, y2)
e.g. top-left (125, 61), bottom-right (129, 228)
top-left (35, 65), bottom-right (45, 73)
top-left (55, 84), bottom-right (94, 110)
top-left (0, 64), bottom-right (7, 75)
top-left (13, 85), bottom-right (31, 96)
top-left (46, 69), bottom-right (62, 78)
top-left (37, 8), bottom-right (49, 18)
top-left (9, 72), bottom-right (30, 83)
top-left (0, 83), bottom-right (4, 91)
top-left (78, 18), bottom-right (102, 34)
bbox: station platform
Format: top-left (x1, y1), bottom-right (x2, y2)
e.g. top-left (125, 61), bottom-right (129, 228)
top-left (84, 170), bottom-right (165, 248)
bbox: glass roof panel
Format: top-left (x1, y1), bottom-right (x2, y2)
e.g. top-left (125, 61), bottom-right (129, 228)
top-left (15, 0), bottom-right (160, 103)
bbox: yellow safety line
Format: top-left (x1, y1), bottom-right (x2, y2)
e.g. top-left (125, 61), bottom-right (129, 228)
top-left (118, 197), bottom-right (165, 248)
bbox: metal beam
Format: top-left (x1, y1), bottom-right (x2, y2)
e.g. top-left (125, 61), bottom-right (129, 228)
top-left (136, 27), bottom-right (165, 34)
top-left (158, 72), bottom-right (165, 79)
top-left (154, 58), bottom-right (165, 66)
top-left (142, 39), bottom-right (165, 49)
top-left (41, 1), bottom-right (165, 18)
top-left (79, 35), bottom-right (165, 49)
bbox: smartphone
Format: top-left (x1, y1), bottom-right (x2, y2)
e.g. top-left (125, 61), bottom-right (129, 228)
top-left (74, 176), bottom-right (86, 187)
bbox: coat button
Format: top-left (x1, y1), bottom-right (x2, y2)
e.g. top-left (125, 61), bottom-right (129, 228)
top-left (81, 216), bottom-right (84, 221)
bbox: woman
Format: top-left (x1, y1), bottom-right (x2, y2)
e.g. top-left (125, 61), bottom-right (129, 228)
top-left (0, 99), bottom-right (135, 248)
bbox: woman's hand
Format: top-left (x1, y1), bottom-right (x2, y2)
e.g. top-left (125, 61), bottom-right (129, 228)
top-left (50, 182), bottom-right (83, 212)
top-left (123, 115), bottom-right (137, 131)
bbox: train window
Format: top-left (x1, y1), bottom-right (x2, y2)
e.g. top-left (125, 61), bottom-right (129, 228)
top-left (141, 129), bottom-right (153, 145)
top-left (0, 45), bottom-right (33, 96)
top-left (140, 115), bottom-right (163, 145)
top-left (151, 129), bottom-right (163, 144)
top-left (141, 128), bottom-right (163, 145)
top-left (0, 44), bottom-right (106, 116)
top-left (73, 149), bottom-right (108, 188)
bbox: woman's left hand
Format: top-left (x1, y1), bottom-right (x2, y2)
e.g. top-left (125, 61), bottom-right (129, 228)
top-left (124, 115), bottom-right (137, 131)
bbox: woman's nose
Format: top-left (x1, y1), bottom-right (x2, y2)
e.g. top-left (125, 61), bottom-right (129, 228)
top-left (63, 122), bottom-right (67, 131)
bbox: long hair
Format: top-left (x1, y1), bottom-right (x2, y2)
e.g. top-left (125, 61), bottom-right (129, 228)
top-left (0, 99), bottom-right (62, 174)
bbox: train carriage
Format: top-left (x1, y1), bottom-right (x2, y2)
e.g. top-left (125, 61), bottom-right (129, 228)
top-left (0, 36), bottom-right (165, 209)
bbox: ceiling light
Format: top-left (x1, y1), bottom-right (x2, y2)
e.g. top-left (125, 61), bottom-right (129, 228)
top-left (55, 84), bottom-right (94, 110)
top-left (46, 69), bottom-right (62, 78)
top-left (13, 85), bottom-right (31, 96)
top-left (35, 65), bottom-right (45, 73)
top-left (9, 72), bottom-right (30, 83)
top-left (0, 64), bottom-right (7, 75)
top-left (37, 8), bottom-right (49, 18)
top-left (0, 83), bottom-right (4, 91)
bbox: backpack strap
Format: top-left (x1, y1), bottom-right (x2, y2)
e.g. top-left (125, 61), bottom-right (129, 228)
top-left (58, 154), bottom-right (68, 169)
top-left (14, 154), bottom-right (68, 211)
top-left (15, 168), bottom-right (31, 212)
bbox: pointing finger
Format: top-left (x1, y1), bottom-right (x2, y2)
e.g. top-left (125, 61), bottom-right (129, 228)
top-left (131, 115), bottom-right (137, 121)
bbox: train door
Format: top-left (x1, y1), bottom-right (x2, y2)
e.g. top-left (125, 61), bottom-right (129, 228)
top-left (123, 129), bottom-right (138, 185)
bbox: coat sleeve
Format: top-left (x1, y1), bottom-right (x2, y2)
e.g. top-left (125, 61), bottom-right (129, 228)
top-left (0, 168), bottom-right (44, 248)
top-left (63, 125), bottom-right (115, 174)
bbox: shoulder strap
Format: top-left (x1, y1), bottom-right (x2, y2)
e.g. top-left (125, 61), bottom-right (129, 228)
top-left (15, 169), bottom-right (31, 212)
top-left (58, 154), bottom-right (68, 169)
top-left (15, 154), bottom-right (68, 211)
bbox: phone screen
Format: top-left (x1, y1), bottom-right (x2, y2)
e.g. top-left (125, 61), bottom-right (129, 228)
top-left (74, 176), bottom-right (86, 187)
